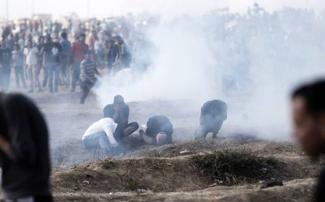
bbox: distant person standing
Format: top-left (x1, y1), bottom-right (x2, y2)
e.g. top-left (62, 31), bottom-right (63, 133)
top-left (0, 42), bottom-right (12, 91)
top-left (79, 52), bottom-right (99, 104)
top-left (25, 42), bottom-right (40, 92)
top-left (194, 100), bottom-right (227, 139)
top-left (43, 34), bottom-right (62, 93)
top-left (291, 80), bottom-right (325, 202)
top-left (60, 31), bottom-right (72, 87)
top-left (12, 45), bottom-right (26, 89)
top-left (71, 33), bottom-right (89, 92)
top-left (36, 36), bottom-right (45, 90)
top-left (88, 30), bottom-right (98, 52)
top-left (105, 37), bottom-right (120, 72)
top-left (0, 93), bottom-right (52, 202)
top-left (94, 37), bottom-right (104, 68)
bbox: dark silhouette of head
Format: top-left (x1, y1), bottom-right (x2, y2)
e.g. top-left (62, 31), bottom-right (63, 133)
top-left (291, 79), bottom-right (325, 158)
top-left (113, 95), bottom-right (125, 105)
top-left (61, 32), bottom-right (68, 40)
top-left (103, 105), bottom-right (115, 119)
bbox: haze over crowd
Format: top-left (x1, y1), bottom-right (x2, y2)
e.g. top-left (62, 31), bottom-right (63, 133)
top-left (1, 0), bottom-right (325, 142)
top-left (94, 3), bottom-right (325, 141)
top-left (0, 0), bottom-right (324, 20)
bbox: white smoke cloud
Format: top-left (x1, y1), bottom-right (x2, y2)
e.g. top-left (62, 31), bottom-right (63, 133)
top-left (94, 8), bottom-right (325, 141)
top-left (95, 19), bottom-right (221, 106)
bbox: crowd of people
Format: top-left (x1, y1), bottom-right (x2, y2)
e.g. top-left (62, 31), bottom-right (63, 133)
top-left (0, 16), bottom-right (153, 102)
top-left (0, 6), bottom-right (323, 98)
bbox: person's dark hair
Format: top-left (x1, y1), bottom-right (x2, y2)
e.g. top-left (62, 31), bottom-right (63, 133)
top-left (292, 80), bottom-right (325, 115)
top-left (113, 95), bottom-right (124, 105)
top-left (103, 104), bottom-right (115, 118)
top-left (61, 32), bottom-right (67, 40)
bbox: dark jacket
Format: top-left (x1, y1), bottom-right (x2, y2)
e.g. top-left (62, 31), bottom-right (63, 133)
top-left (200, 100), bottom-right (227, 128)
top-left (146, 115), bottom-right (173, 144)
top-left (103, 103), bottom-right (130, 142)
top-left (43, 42), bottom-right (62, 64)
top-left (103, 103), bottom-right (129, 127)
top-left (0, 93), bottom-right (51, 199)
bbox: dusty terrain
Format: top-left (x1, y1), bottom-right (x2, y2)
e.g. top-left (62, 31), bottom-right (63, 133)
top-left (26, 92), bottom-right (323, 202)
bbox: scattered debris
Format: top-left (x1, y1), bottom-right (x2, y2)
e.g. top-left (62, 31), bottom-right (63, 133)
top-left (82, 180), bottom-right (90, 185)
top-left (260, 180), bottom-right (284, 189)
top-left (209, 183), bottom-right (217, 187)
top-left (136, 188), bottom-right (147, 195)
top-left (179, 149), bottom-right (192, 155)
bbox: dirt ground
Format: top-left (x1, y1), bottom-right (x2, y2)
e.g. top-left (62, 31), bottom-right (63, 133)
top-left (26, 92), bottom-right (323, 202)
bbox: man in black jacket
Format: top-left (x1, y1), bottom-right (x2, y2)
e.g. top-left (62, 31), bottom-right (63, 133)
top-left (0, 93), bottom-right (52, 201)
top-left (194, 100), bottom-right (227, 140)
top-left (291, 80), bottom-right (325, 202)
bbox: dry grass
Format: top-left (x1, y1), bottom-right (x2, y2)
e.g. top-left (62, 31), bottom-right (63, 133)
top-left (191, 150), bottom-right (284, 185)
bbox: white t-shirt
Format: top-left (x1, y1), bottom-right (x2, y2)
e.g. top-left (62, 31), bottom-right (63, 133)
top-left (26, 47), bottom-right (38, 67)
top-left (82, 118), bottom-right (118, 146)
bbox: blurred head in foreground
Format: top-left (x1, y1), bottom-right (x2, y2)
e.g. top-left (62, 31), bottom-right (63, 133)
top-left (291, 79), bottom-right (325, 158)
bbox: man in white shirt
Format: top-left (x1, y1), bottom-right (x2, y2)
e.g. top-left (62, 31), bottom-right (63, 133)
top-left (82, 107), bottom-right (138, 153)
top-left (82, 118), bottom-right (119, 153)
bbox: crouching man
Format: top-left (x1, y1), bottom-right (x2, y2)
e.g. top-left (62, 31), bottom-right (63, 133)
top-left (194, 100), bottom-right (227, 139)
top-left (82, 107), bottom-right (138, 153)
top-left (140, 115), bottom-right (173, 146)
top-left (0, 93), bottom-right (52, 202)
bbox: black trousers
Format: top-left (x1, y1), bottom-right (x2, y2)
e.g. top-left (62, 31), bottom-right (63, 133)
top-left (114, 122), bottom-right (139, 142)
top-left (80, 80), bottom-right (95, 104)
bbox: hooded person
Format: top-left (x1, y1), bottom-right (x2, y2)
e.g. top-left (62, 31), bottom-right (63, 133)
top-left (194, 100), bottom-right (227, 139)
top-left (112, 95), bottom-right (129, 127)
top-left (60, 31), bottom-right (72, 87)
top-left (83, 106), bottom-right (138, 153)
top-left (139, 115), bottom-right (173, 146)
top-left (103, 95), bottom-right (139, 142)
